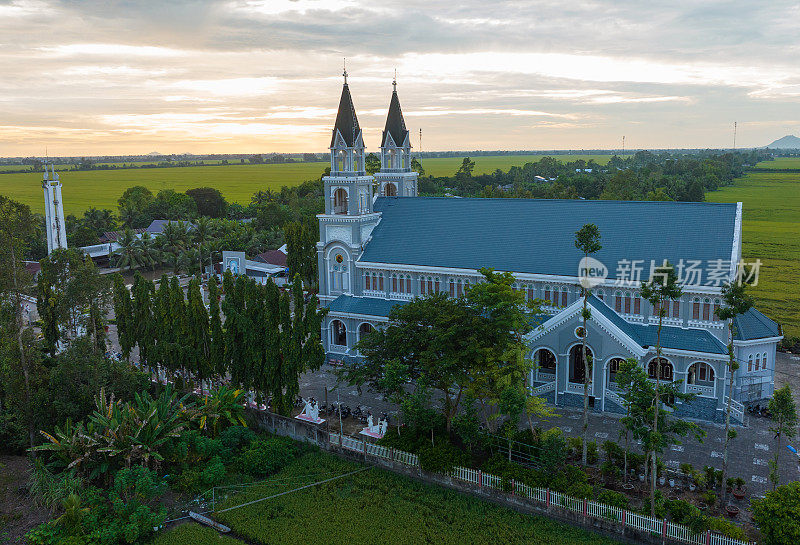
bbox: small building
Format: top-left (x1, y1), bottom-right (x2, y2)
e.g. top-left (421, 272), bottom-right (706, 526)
top-left (219, 250), bottom-right (288, 286)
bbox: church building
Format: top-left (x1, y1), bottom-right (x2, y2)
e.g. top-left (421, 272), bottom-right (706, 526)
top-left (316, 75), bottom-right (782, 424)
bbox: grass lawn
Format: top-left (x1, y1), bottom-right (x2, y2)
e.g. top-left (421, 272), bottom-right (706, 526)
top-left (149, 523), bottom-right (243, 545)
top-left (707, 171), bottom-right (800, 337)
top-left (0, 154), bottom-right (621, 215)
top-left (206, 451), bottom-right (620, 545)
top-left (754, 157), bottom-right (800, 169)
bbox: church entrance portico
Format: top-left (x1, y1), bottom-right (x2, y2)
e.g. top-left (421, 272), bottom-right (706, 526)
top-left (567, 344), bottom-right (595, 396)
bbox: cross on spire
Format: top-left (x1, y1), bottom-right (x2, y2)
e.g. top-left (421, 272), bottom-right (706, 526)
top-left (343, 58), bottom-right (348, 84)
top-left (392, 69), bottom-right (397, 91)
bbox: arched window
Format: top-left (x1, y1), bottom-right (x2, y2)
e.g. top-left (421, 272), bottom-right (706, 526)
top-left (614, 290), bottom-right (622, 312)
top-left (633, 294), bottom-right (641, 315)
top-left (755, 354), bottom-right (760, 371)
top-left (596, 289), bottom-right (605, 301)
top-left (692, 297), bottom-right (701, 320)
top-left (358, 322), bottom-right (374, 341)
top-left (671, 299), bottom-right (680, 319)
top-left (561, 287), bottom-right (568, 307)
top-left (331, 320), bottom-right (347, 346)
top-left (623, 291), bottom-right (632, 314)
top-left (384, 183), bottom-right (397, 197)
top-left (748, 354), bottom-right (753, 372)
top-left (648, 357), bottom-right (673, 381)
top-left (337, 150), bottom-right (345, 171)
top-left (688, 362), bottom-right (714, 384)
top-left (702, 298), bottom-right (711, 321)
top-left (608, 357), bottom-right (625, 374)
top-left (712, 299), bottom-right (722, 321)
top-left (544, 285), bottom-right (552, 305)
top-left (365, 273), bottom-right (371, 291)
top-left (333, 188), bottom-right (348, 214)
top-left (763, 352), bottom-right (768, 370)
top-left (569, 344), bottom-right (594, 383)
top-left (449, 278), bottom-right (455, 297)
top-left (535, 348), bottom-right (557, 373)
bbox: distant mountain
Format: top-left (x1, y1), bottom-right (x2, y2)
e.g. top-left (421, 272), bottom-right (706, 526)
top-left (766, 135), bottom-right (800, 149)
top-left (146, 151), bottom-right (163, 156)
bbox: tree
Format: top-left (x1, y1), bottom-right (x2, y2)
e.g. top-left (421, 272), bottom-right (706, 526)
top-left (640, 261), bottom-right (682, 515)
top-left (113, 229), bottom-right (143, 271)
top-left (751, 481), bottom-right (800, 545)
top-left (348, 292), bottom-right (479, 432)
top-left (616, 358), bottom-right (641, 483)
top-left (131, 273), bottom-right (155, 371)
top-left (111, 274), bottom-right (134, 359)
top-left (186, 277), bottom-right (211, 392)
top-left (186, 187), bottom-right (228, 218)
top-left (283, 219), bottom-right (317, 288)
top-left (117, 186), bottom-right (153, 228)
top-left (0, 195), bottom-right (39, 454)
top-left (716, 279), bottom-right (754, 501)
top-left (617, 358), bottom-right (705, 516)
top-left (411, 157), bottom-right (425, 176)
top-left (365, 153), bottom-right (381, 175)
top-left (455, 157), bottom-right (476, 179)
top-left (601, 169), bottom-right (640, 200)
top-left (148, 189), bottom-right (198, 220)
top-left (575, 223), bottom-right (601, 466)
top-left (207, 276), bottom-right (225, 381)
top-left (767, 385), bottom-right (797, 490)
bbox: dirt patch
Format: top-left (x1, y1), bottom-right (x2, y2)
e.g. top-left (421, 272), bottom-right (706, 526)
top-left (775, 351), bottom-right (800, 408)
top-left (0, 455), bottom-right (51, 544)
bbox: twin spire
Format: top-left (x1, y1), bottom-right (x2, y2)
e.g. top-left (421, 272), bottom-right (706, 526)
top-left (330, 68), bottom-right (409, 150)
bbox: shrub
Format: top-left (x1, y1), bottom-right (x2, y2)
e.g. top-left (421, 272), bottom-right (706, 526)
top-left (602, 440), bottom-right (624, 465)
top-left (708, 516), bottom-right (746, 539)
top-left (538, 427), bottom-right (567, 472)
top-left (566, 436), bottom-right (582, 458)
top-left (751, 481), bottom-right (800, 545)
top-left (235, 437), bottom-right (298, 477)
top-left (586, 441), bottom-right (599, 465)
top-left (219, 425), bottom-right (257, 460)
top-left (419, 441), bottom-right (468, 474)
top-left (702, 490), bottom-right (717, 507)
top-left (596, 488), bottom-right (629, 509)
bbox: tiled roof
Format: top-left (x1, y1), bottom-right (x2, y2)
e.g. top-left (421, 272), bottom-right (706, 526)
top-left (382, 89), bottom-right (408, 147)
top-left (733, 307), bottom-right (781, 340)
top-left (254, 249), bottom-right (287, 267)
top-left (331, 84), bottom-right (360, 147)
top-left (99, 228), bottom-right (145, 243)
top-left (587, 295), bottom-right (727, 354)
top-left (363, 197), bottom-right (738, 280)
top-left (326, 295), bottom-right (407, 318)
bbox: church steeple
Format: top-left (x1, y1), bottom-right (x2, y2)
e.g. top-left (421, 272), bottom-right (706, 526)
top-left (376, 76), bottom-right (417, 197)
top-left (329, 66), bottom-right (365, 175)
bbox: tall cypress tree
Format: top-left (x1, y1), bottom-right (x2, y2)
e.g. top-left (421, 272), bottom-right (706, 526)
top-left (186, 276), bottom-right (211, 392)
top-left (131, 272), bottom-right (154, 371)
top-left (154, 274), bottom-right (173, 379)
top-left (112, 274), bottom-right (134, 359)
top-left (208, 275), bottom-right (225, 381)
top-left (263, 279), bottom-right (282, 410)
top-left (169, 275), bottom-right (188, 383)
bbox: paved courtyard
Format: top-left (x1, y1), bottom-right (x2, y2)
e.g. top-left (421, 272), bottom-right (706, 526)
top-left (299, 351), bottom-right (800, 497)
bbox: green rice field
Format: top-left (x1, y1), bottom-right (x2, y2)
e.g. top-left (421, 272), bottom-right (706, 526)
top-left (754, 157), bottom-right (800, 169)
top-left (149, 523), bottom-right (242, 545)
top-left (707, 171), bottom-right (800, 337)
top-left (182, 450), bottom-right (620, 545)
top-left (0, 154), bottom-right (619, 215)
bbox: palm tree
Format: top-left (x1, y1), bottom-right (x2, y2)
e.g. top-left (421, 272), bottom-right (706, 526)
top-left (640, 262), bottom-right (682, 516)
top-left (160, 220), bottom-right (190, 273)
top-left (194, 216), bottom-right (213, 274)
top-left (136, 231), bottom-right (160, 271)
top-left (113, 229), bottom-right (143, 271)
top-left (119, 203), bottom-right (138, 229)
top-left (717, 279), bottom-right (753, 501)
top-left (574, 223), bottom-right (601, 466)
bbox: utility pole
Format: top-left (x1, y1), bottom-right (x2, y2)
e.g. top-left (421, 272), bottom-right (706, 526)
top-left (733, 121), bottom-right (737, 150)
top-left (622, 135), bottom-right (625, 155)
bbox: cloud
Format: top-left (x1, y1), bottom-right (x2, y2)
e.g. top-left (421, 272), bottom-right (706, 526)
top-left (0, 0), bottom-right (799, 154)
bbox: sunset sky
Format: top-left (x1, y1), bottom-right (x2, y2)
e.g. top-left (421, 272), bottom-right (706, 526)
top-left (1, 0), bottom-right (800, 156)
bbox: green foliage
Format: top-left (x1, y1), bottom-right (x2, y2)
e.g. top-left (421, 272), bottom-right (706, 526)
top-left (149, 523), bottom-right (243, 545)
top-left (418, 441), bottom-right (469, 474)
top-left (585, 441), bottom-right (599, 465)
top-left (235, 436), bottom-right (298, 477)
top-left (752, 481), bottom-right (800, 545)
top-left (218, 425), bottom-right (256, 459)
top-left (196, 385), bottom-right (247, 438)
top-left (596, 489), bottom-right (629, 509)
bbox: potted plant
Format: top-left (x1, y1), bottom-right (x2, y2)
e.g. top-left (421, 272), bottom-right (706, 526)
top-left (725, 504), bottom-right (740, 518)
top-left (679, 463), bottom-right (694, 485)
top-left (669, 477), bottom-right (676, 487)
top-left (726, 477), bottom-right (735, 493)
top-left (657, 459), bottom-right (666, 486)
top-left (732, 477), bottom-right (746, 500)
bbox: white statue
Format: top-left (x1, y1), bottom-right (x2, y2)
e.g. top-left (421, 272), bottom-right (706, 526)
top-left (367, 414), bottom-right (374, 430)
top-left (379, 419), bottom-right (388, 436)
top-left (301, 397), bottom-right (312, 416)
top-left (309, 400), bottom-right (319, 421)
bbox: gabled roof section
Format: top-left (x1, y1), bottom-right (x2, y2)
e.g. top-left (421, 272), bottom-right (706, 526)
top-left (331, 84), bottom-right (360, 147)
top-left (530, 295), bottom-right (727, 356)
top-left (382, 90), bottom-right (408, 148)
top-left (733, 308), bottom-right (781, 341)
top-left (326, 295), bottom-right (407, 319)
top-left (363, 198), bottom-right (738, 278)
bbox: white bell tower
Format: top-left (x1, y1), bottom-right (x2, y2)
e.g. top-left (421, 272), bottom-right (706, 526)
top-left (42, 164), bottom-right (67, 253)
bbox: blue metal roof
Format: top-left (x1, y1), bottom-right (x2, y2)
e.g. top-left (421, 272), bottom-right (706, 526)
top-left (364, 197), bottom-right (738, 279)
top-left (587, 295), bottom-right (727, 355)
top-left (733, 308), bottom-right (781, 341)
top-left (326, 295), bottom-right (407, 318)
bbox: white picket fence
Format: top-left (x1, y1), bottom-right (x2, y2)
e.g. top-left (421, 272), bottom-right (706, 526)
top-left (328, 431), bottom-right (753, 545)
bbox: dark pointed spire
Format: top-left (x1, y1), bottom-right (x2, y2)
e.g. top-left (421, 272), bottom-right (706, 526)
top-left (330, 79), bottom-right (360, 148)
top-left (382, 77), bottom-right (408, 148)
